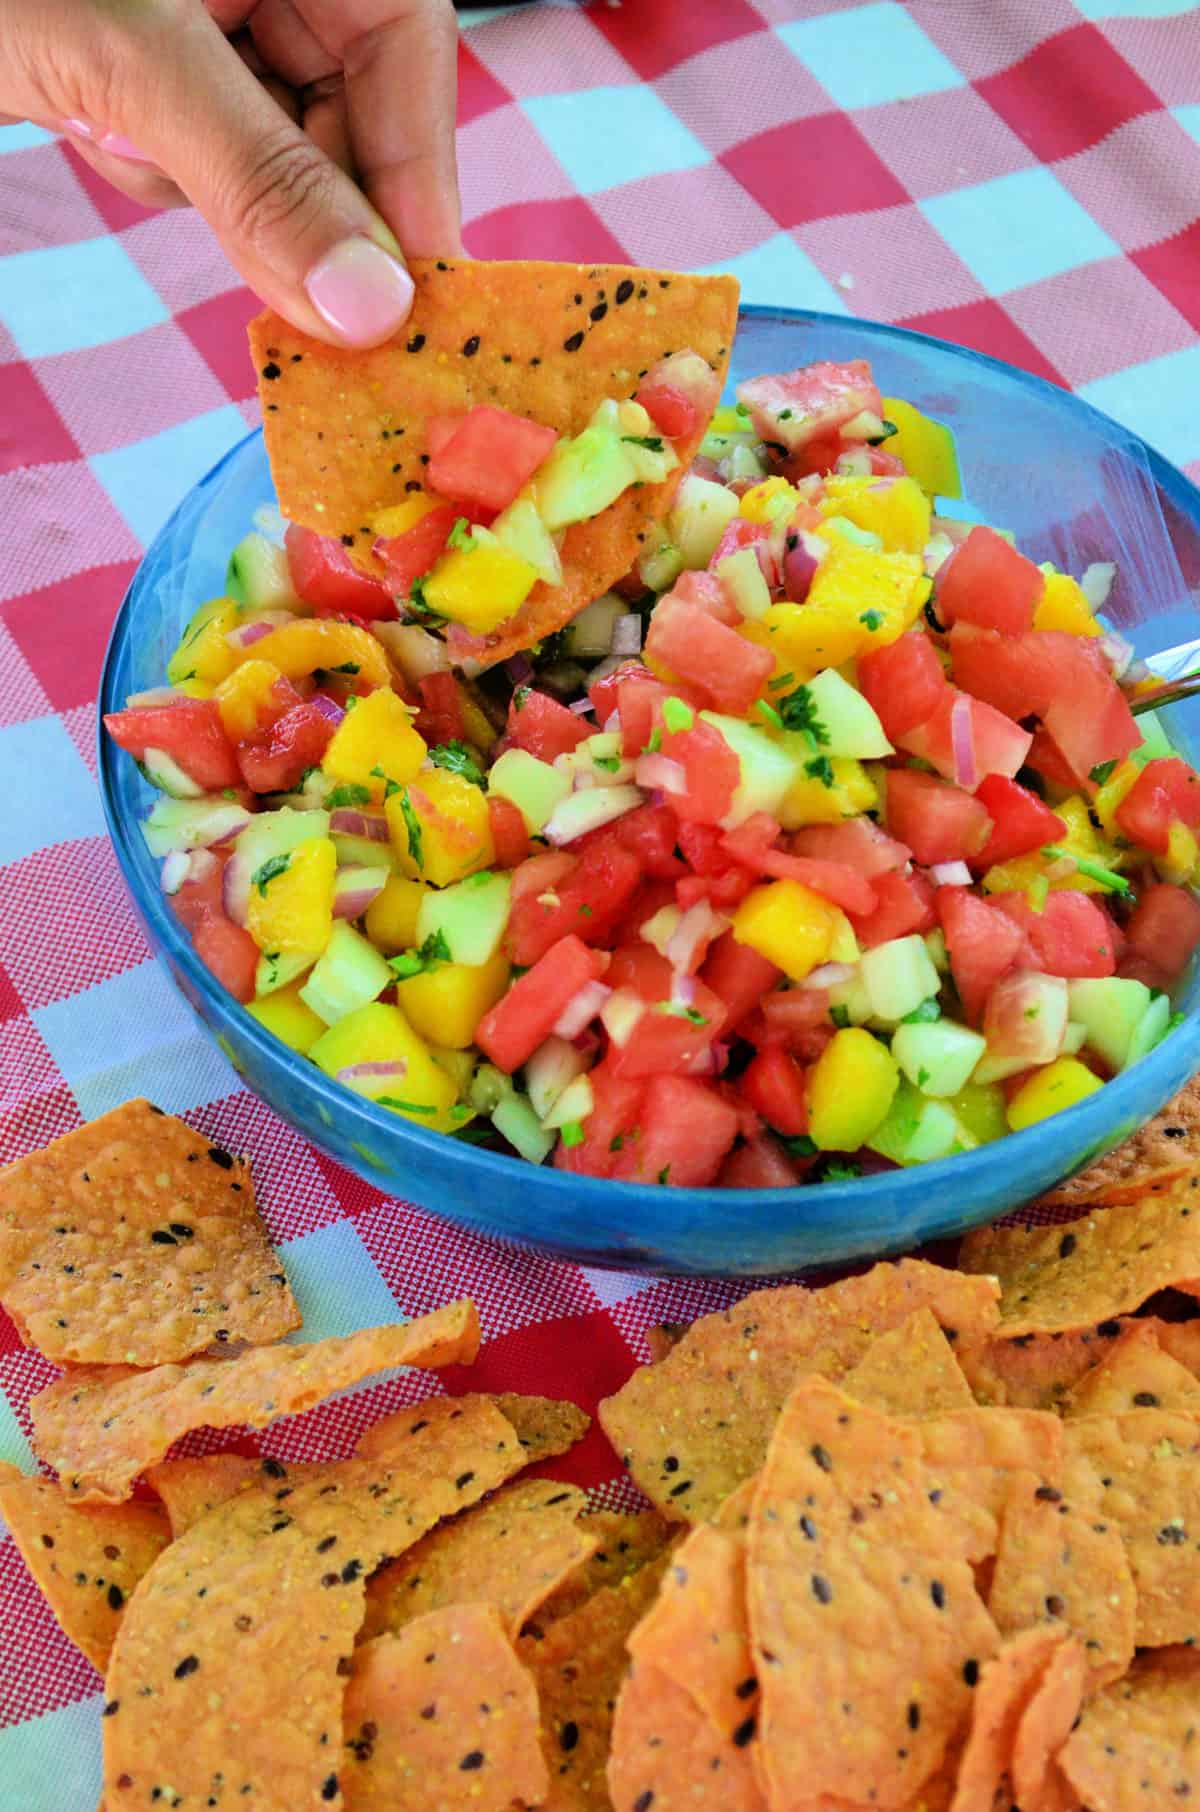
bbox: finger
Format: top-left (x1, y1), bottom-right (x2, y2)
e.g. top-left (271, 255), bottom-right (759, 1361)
top-left (99, 5), bottom-right (416, 347)
top-left (341, 0), bottom-right (462, 256)
top-left (248, 0), bottom-right (339, 90)
top-left (60, 126), bottom-right (189, 208)
top-left (303, 86), bottom-right (356, 179)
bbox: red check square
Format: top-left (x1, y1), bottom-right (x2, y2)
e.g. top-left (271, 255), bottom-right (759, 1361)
top-left (1133, 221), bottom-right (1200, 335)
top-left (466, 196), bottom-right (629, 264)
top-left (3, 562), bottom-right (135, 714)
top-left (177, 288), bottom-right (262, 402)
top-left (722, 113), bottom-right (909, 230)
top-left (900, 298), bottom-right (1067, 387)
top-left (0, 365), bottom-right (80, 475)
top-left (976, 24), bottom-right (1164, 164)
top-left (458, 38), bottom-right (513, 124)
top-left (590, 0), bottom-right (765, 82)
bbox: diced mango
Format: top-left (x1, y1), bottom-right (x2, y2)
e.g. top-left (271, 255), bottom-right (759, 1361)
top-left (739, 476), bottom-right (800, 524)
top-left (309, 1001), bottom-right (461, 1133)
top-left (731, 879), bottom-right (842, 981)
top-left (167, 597), bottom-right (240, 694)
top-left (948, 1081), bottom-right (1009, 1146)
top-left (422, 538), bottom-right (538, 635)
top-left (879, 397), bottom-right (962, 499)
top-left (739, 604), bottom-right (864, 683)
top-left (397, 949), bottom-right (510, 1049)
top-left (777, 754), bottom-right (878, 829)
top-left (983, 796), bottom-right (1124, 897)
top-left (245, 837), bottom-right (337, 956)
top-left (429, 1045), bottom-right (477, 1097)
top-left (364, 874), bottom-right (429, 953)
top-left (1006, 1057), bottom-right (1102, 1131)
top-left (820, 475), bottom-right (931, 555)
top-left (1034, 572), bottom-right (1102, 637)
top-left (1161, 819), bottom-right (1199, 885)
top-left (372, 492), bottom-right (447, 540)
top-left (250, 618), bottom-right (392, 688)
top-left (805, 544), bottom-right (929, 645)
top-left (1091, 759), bottom-right (1141, 840)
top-left (808, 1027), bottom-right (900, 1151)
top-left (386, 768), bottom-right (494, 887)
top-left (708, 405), bottom-right (746, 435)
top-left (323, 687), bottom-right (427, 803)
top-left (213, 658), bottom-right (288, 741)
top-left (244, 983), bottom-right (326, 1054)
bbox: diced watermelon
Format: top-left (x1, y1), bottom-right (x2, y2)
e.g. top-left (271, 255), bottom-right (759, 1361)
top-left (789, 818), bottom-right (912, 878)
top-left (553, 1065), bottom-right (645, 1180)
top-left (285, 524), bottom-right (395, 620)
top-left (936, 886), bottom-right (1028, 1023)
top-left (608, 1075), bottom-right (740, 1186)
top-left (235, 699), bottom-right (336, 793)
top-left (605, 975), bottom-right (726, 1081)
top-left (414, 672), bottom-right (466, 747)
top-left (644, 595), bottom-right (774, 716)
top-left (104, 698), bottom-right (241, 792)
top-left (858, 632), bottom-right (948, 741)
top-left (487, 794), bottom-right (530, 868)
top-left (950, 626), bottom-right (1139, 784)
top-left (660, 720), bottom-right (741, 825)
top-left (578, 802), bottom-right (684, 880)
top-left (935, 526), bottom-right (1043, 636)
top-left (1124, 883), bottom-right (1200, 984)
top-left (475, 934), bottom-right (607, 1072)
top-left (898, 688), bottom-right (1032, 787)
top-left (886, 769), bottom-right (993, 864)
top-left (991, 891), bottom-right (1118, 979)
top-left (375, 505), bottom-right (458, 595)
top-left (718, 1135), bottom-right (804, 1188)
top-left (668, 569), bottom-right (742, 626)
top-left (504, 840), bottom-right (642, 966)
top-left (1115, 757), bottom-right (1200, 856)
top-left (738, 1046), bottom-right (809, 1137)
top-left (846, 869), bottom-right (935, 950)
top-left (972, 776), bottom-right (1067, 869)
top-left (636, 383), bottom-right (698, 441)
top-left (720, 817), bottom-right (877, 915)
top-left (426, 405), bottom-right (558, 514)
top-left (507, 687), bottom-right (591, 762)
top-left (699, 931), bottom-right (781, 1030)
top-left (736, 360), bottom-right (883, 452)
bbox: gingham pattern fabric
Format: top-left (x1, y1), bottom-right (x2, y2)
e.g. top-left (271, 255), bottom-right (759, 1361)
top-left (1, 0), bottom-right (1199, 1799)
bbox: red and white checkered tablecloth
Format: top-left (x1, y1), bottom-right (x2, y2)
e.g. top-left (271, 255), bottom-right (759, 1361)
top-left (1, 2), bottom-right (1199, 1800)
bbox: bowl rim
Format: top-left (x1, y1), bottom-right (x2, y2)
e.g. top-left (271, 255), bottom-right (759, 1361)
top-left (97, 301), bottom-right (1200, 1248)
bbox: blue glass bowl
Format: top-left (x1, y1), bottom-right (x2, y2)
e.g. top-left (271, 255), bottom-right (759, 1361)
top-left (98, 306), bottom-right (1200, 1277)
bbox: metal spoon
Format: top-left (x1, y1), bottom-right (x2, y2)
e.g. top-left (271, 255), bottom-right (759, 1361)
top-left (1129, 636), bottom-right (1200, 717)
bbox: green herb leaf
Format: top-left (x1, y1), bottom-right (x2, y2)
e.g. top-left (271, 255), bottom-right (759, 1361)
top-left (656, 1001), bottom-right (709, 1026)
top-left (858, 609), bottom-right (884, 632)
top-left (251, 853), bottom-right (291, 896)
top-left (1089, 760), bottom-right (1118, 786)
top-left (330, 661), bottom-right (360, 675)
top-left (406, 576), bottom-right (446, 626)
top-left (901, 998), bottom-right (941, 1025)
top-left (622, 434), bottom-right (665, 452)
top-left (805, 754), bottom-right (835, 788)
top-left (917, 1067), bottom-right (931, 1089)
top-left (867, 419), bottom-right (898, 444)
top-left (447, 517), bottom-right (475, 552)
top-left (777, 409), bottom-right (793, 421)
top-left (829, 1004), bottom-right (850, 1029)
top-left (1040, 844), bottom-right (1130, 895)
top-left (376, 1098), bottom-right (437, 1115)
top-left (513, 686), bottom-right (531, 712)
top-left (768, 671), bottom-right (796, 691)
top-left (777, 683), bottom-right (830, 749)
top-left (821, 1159), bottom-right (861, 1182)
top-left (326, 782), bottom-right (372, 810)
top-left (609, 1133), bottom-right (625, 1153)
top-left (657, 1164), bottom-right (671, 1185)
top-left (784, 1135), bottom-right (817, 1157)
top-left (370, 763), bottom-right (403, 802)
top-left (560, 1121), bottom-right (585, 1148)
top-left (661, 696), bottom-right (694, 734)
top-left (643, 728), bottom-right (663, 755)
top-left (388, 928), bottom-right (451, 978)
top-left (429, 740), bottom-right (485, 787)
top-left (398, 791), bottom-right (424, 870)
top-left (592, 755), bottom-right (621, 773)
top-left (755, 699), bottom-right (784, 731)
top-left (450, 1103), bottom-right (473, 1122)
top-left (221, 787), bottom-right (238, 802)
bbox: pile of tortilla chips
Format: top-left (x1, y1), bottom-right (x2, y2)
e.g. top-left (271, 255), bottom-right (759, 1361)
top-left (250, 258), bottom-right (739, 666)
top-left (5, 1096), bottom-right (1200, 1810)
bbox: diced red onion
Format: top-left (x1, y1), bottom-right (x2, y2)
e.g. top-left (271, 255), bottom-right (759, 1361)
top-left (336, 1060), bottom-right (408, 1082)
top-left (186, 848), bottom-right (219, 884)
top-left (569, 697), bottom-right (595, 715)
top-left (210, 810), bottom-right (252, 848)
top-left (782, 531), bottom-right (824, 604)
top-left (587, 653), bottom-right (625, 688)
top-left (330, 808), bottom-right (389, 841)
top-left (553, 980), bottom-right (613, 1041)
top-left (665, 901), bottom-right (726, 975)
top-left (1099, 631), bottom-right (1135, 680)
top-left (602, 710), bottom-right (621, 735)
top-left (634, 753), bottom-right (686, 795)
top-left (950, 694), bottom-right (977, 792)
top-left (310, 693), bottom-right (345, 726)
top-left (670, 973), bottom-right (698, 1010)
top-left (333, 865), bottom-right (388, 919)
top-left (1081, 561), bottom-right (1116, 610)
top-left (224, 615), bottom-right (286, 651)
top-left (612, 614), bottom-right (643, 658)
top-left (505, 653), bottom-right (533, 684)
top-left (572, 1029), bottom-right (601, 1058)
top-left (929, 860), bottom-right (972, 886)
top-left (160, 850), bottom-right (191, 894)
top-left (801, 961), bottom-right (855, 990)
top-left (126, 685), bottom-right (184, 709)
top-left (684, 1040), bottom-right (730, 1077)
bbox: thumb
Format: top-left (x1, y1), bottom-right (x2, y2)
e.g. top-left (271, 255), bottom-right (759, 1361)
top-left (116, 6), bottom-right (416, 347)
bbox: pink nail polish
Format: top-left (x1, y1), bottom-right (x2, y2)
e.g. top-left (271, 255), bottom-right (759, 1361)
top-left (61, 118), bottom-right (96, 140)
top-left (97, 131), bottom-right (155, 165)
top-left (304, 236), bottom-right (415, 348)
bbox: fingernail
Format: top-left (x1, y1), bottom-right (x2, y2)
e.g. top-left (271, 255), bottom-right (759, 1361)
top-left (97, 131), bottom-right (155, 165)
top-left (367, 218), bottom-right (405, 262)
top-left (61, 118), bottom-right (96, 140)
top-left (304, 235), bottom-right (415, 347)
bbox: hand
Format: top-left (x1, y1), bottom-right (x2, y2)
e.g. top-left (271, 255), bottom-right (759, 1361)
top-left (1, 0), bottom-right (460, 346)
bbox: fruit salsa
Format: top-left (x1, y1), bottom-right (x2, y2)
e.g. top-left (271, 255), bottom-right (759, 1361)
top-left (105, 270), bottom-right (1200, 1190)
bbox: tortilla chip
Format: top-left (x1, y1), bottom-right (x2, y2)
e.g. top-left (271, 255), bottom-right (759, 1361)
top-left (840, 1308), bottom-right (975, 1418)
top-left (356, 1390), bottom-right (588, 1464)
top-left (958, 1183), bottom-right (1200, 1336)
top-left (607, 1660), bottom-right (767, 1812)
top-left (1066, 1408), bottom-right (1200, 1648)
top-left (102, 1395), bottom-right (526, 1811)
top-left (146, 1451), bottom-right (320, 1537)
top-left (33, 1298), bottom-right (480, 1501)
top-left (250, 260), bottom-right (739, 665)
top-left (534, 1508), bottom-right (676, 1627)
top-left (599, 1261), bottom-right (1000, 1523)
top-left (1061, 1646), bottom-right (1200, 1810)
top-left (628, 1523), bottom-right (756, 1744)
top-left (518, 1553), bottom-right (672, 1811)
top-left (1040, 1073), bottom-right (1200, 1209)
top-left (1155, 1318), bottom-right (1200, 1374)
top-left (949, 1627), bottom-right (1066, 1812)
top-left (360, 1477), bottom-right (594, 1643)
top-left (645, 1324), bottom-right (687, 1365)
top-left (959, 1318), bottom-right (1144, 1410)
top-left (988, 1470), bottom-right (1135, 1690)
top-left (915, 1407), bottom-right (1063, 1531)
top-left (747, 1377), bottom-right (999, 1809)
top-left (341, 1608), bottom-right (547, 1812)
top-left (1063, 1319), bottom-right (1200, 1417)
top-left (1011, 1635), bottom-right (1086, 1809)
top-left (0, 1462), bottom-right (169, 1671)
top-left (0, 1098), bottom-right (299, 1365)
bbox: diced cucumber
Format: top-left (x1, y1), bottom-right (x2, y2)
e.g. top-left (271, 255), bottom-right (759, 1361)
top-left (142, 796), bottom-right (253, 858)
top-left (416, 869), bottom-right (511, 967)
top-left (946, 1081), bottom-right (1008, 1146)
top-left (1125, 991), bottom-right (1172, 1068)
top-left (491, 1092), bottom-right (554, 1164)
top-left (491, 496), bottom-right (563, 588)
top-left (525, 1037), bottom-right (588, 1121)
top-left (827, 968), bottom-right (872, 1026)
top-left (721, 443), bottom-right (768, 484)
top-left (972, 1050), bottom-right (1035, 1085)
top-left (860, 935), bottom-right (941, 1023)
top-left (561, 594), bottom-right (627, 659)
top-left (868, 1080), bottom-right (964, 1166)
top-left (804, 668), bottom-right (893, 759)
top-left (255, 948), bottom-right (316, 998)
top-left (892, 1020), bottom-right (986, 1097)
top-left (834, 446), bottom-right (872, 477)
top-left (226, 531), bottom-right (299, 611)
top-left (225, 808), bottom-right (331, 924)
top-left (716, 546), bottom-right (771, 621)
top-left (373, 621), bottom-right (451, 685)
top-left (534, 428), bottom-right (637, 533)
top-left (668, 474), bottom-right (740, 569)
top-left (470, 1063), bottom-right (515, 1115)
top-left (699, 428), bottom-right (759, 462)
top-left (1067, 977), bottom-right (1152, 1071)
top-left (542, 784), bottom-right (641, 845)
top-left (332, 829), bottom-right (397, 872)
top-left (558, 732), bottom-right (635, 786)
top-left (140, 748), bottom-right (205, 799)
top-left (542, 1071), bottom-right (595, 1130)
top-left (924, 928), bottom-right (949, 973)
top-left (299, 921), bottom-right (392, 1025)
top-left (700, 711), bottom-right (802, 829)
top-left (487, 749), bottom-right (571, 834)
top-left (1063, 1021), bottom-right (1088, 1055)
top-left (822, 516), bottom-right (883, 551)
top-left (637, 542), bottom-right (685, 594)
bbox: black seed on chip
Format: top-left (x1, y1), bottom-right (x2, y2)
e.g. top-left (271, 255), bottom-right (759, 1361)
top-left (633, 1793), bottom-right (654, 1812)
top-left (811, 1575), bottom-right (832, 1604)
top-left (663, 1456), bottom-right (679, 1474)
top-left (207, 1147), bottom-right (234, 1170)
top-left (811, 1443), bottom-right (832, 1472)
top-left (1035, 1486), bottom-right (1063, 1502)
top-left (107, 1584), bottom-right (124, 1611)
top-left (174, 1655), bottom-right (199, 1678)
top-left (560, 1721), bottom-right (579, 1752)
top-left (462, 336), bottom-right (480, 357)
top-left (407, 334), bottom-right (426, 352)
top-left (1058, 1233), bottom-right (1077, 1258)
top-left (341, 1559), bottom-right (362, 1583)
top-left (590, 302), bottom-right (608, 322)
top-left (800, 1515), bottom-right (818, 1540)
top-left (930, 1581), bottom-right (946, 1609)
top-left (563, 331), bottom-right (585, 353)
top-left (168, 1223), bottom-right (194, 1239)
top-left (1134, 1391), bottom-right (1160, 1407)
top-left (1097, 1320), bottom-right (1121, 1338)
top-left (735, 1676), bottom-right (757, 1699)
top-left (317, 1535), bottom-right (337, 1553)
top-left (262, 1458), bottom-right (286, 1478)
top-left (459, 1750), bottom-right (485, 1771)
top-left (668, 1479), bottom-right (692, 1498)
top-left (615, 279), bottom-right (635, 304)
top-left (150, 1230), bottom-right (178, 1246)
top-left (963, 1659), bottom-right (979, 1686)
top-left (455, 1471), bottom-right (476, 1490)
top-left (103, 1700), bottom-right (120, 1717)
top-left (321, 1776), bottom-right (338, 1801)
top-left (907, 1702), bottom-right (921, 1730)
top-left (1045, 1593), bottom-right (1066, 1616)
top-left (261, 362), bottom-right (281, 380)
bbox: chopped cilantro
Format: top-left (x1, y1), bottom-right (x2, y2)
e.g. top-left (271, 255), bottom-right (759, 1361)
top-left (656, 1001), bottom-right (708, 1026)
top-left (917, 1067), bottom-right (931, 1089)
top-left (450, 1103), bottom-right (473, 1122)
top-left (657, 1165), bottom-right (671, 1185)
top-left (344, 693), bottom-right (359, 711)
top-left (768, 671), bottom-right (796, 691)
top-left (821, 1159), bottom-right (861, 1182)
top-left (609, 1133), bottom-right (625, 1153)
top-left (388, 929), bottom-right (451, 978)
top-left (735, 401), bottom-right (750, 418)
top-left (377, 1098), bottom-right (437, 1114)
top-left (221, 787), bottom-right (238, 801)
top-left (330, 661), bottom-right (360, 675)
top-left (858, 609), bottom-right (884, 632)
top-left (398, 791), bottom-right (424, 870)
top-left (447, 517), bottom-right (475, 552)
top-left (777, 683), bottom-right (829, 750)
top-left (829, 1004), bottom-right (850, 1029)
top-left (578, 904), bottom-right (594, 918)
top-left (560, 1121), bottom-right (585, 1148)
top-left (661, 696), bottom-right (694, 734)
top-left (429, 740), bottom-right (485, 787)
top-left (1024, 1006), bottom-right (1041, 1021)
top-left (593, 755), bottom-right (622, 773)
top-left (406, 576), bottom-right (446, 625)
top-left (1040, 844), bottom-right (1130, 895)
top-left (784, 1135), bottom-right (817, 1157)
top-left (868, 420), bottom-right (898, 444)
top-left (326, 782), bottom-right (372, 810)
top-left (622, 434), bottom-right (665, 452)
top-left (370, 763), bottom-right (402, 801)
top-left (1150, 987), bottom-right (1165, 1002)
top-left (513, 686), bottom-right (531, 711)
top-left (643, 728), bottom-right (663, 755)
top-left (755, 699), bottom-right (784, 731)
top-left (778, 409), bottom-right (793, 421)
top-left (805, 754), bottom-right (835, 788)
top-left (1168, 1010), bottom-right (1185, 1032)
top-left (251, 853), bottom-right (290, 896)
top-left (901, 998), bottom-right (941, 1025)
top-left (1089, 759), bottom-right (1118, 786)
